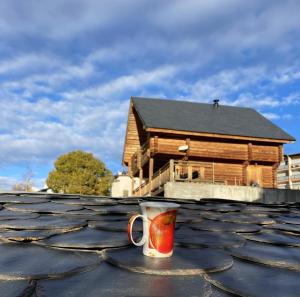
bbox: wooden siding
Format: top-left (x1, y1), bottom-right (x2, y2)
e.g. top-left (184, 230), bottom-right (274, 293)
top-left (154, 136), bottom-right (280, 163)
top-left (262, 166), bottom-right (274, 188)
top-left (213, 163), bottom-right (244, 185)
top-left (252, 145), bottom-right (279, 162)
top-left (155, 138), bottom-right (186, 155)
top-left (123, 104), bottom-right (148, 166)
top-left (189, 140), bottom-right (248, 160)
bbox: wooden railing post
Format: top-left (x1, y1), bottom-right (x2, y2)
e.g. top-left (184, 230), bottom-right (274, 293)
top-left (138, 149), bottom-right (142, 169)
top-left (139, 168), bottom-right (143, 196)
top-left (159, 169), bottom-right (161, 187)
top-left (187, 161), bottom-right (192, 182)
top-left (130, 174), bottom-right (134, 196)
top-left (169, 159), bottom-right (174, 182)
top-left (149, 158), bottom-right (154, 196)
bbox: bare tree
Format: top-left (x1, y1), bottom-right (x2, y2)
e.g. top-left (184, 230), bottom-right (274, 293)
top-left (11, 168), bottom-right (34, 192)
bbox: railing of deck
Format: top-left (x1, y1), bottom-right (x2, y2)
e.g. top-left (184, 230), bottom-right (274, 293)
top-left (151, 162), bottom-right (171, 192)
top-left (133, 159), bottom-right (243, 196)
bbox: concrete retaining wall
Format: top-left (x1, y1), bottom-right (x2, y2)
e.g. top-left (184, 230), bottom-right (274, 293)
top-left (164, 182), bottom-right (300, 203)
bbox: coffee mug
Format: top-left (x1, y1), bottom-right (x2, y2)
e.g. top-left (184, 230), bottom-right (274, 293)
top-left (128, 201), bottom-right (180, 258)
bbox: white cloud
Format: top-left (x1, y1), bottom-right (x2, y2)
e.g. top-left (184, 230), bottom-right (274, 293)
top-left (62, 64), bottom-right (179, 101)
top-left (262, 112), bottom-right (280, 120)
top-left (189, 66), bottom-right (267, 101)
top-left (0, 99), bottom-right (128, 166)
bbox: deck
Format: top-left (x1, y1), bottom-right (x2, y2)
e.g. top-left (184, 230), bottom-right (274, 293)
top-left (133, 159), bottom-right (243, 196)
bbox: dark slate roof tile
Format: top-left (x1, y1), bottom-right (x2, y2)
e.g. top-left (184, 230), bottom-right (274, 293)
top-left (0, 192), bottom-right (299, 296)
top-left (103, 246), bottom-right (233, 275)
top-left (0, 242), bottom-right (100, 280)
top-left (205, 258), bottom-right (300, 297)
top-left (36, 262), bottom-right (211, 297)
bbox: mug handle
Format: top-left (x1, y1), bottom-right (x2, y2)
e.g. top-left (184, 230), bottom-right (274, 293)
top-left (128, 214), bottom-right (147, 246)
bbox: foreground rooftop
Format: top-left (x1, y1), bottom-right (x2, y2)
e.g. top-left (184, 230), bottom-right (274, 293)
top-left (0, 192), bottom-right (299, 296)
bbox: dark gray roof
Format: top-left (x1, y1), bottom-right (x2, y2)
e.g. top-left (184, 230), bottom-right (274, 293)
top-left (132, 97), bottom-right (295, 141)
top-left (0, 192), bottom-right (300, 296)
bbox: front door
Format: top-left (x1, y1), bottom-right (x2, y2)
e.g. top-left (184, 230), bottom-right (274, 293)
top-left (247, 165), bottom-right (262, 186)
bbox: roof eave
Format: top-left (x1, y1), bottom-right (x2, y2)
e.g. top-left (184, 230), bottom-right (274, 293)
top-left (146, 127), bottom-right (295, 144)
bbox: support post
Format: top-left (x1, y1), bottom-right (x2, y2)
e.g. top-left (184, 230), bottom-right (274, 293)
top-left (243, 161), bottom-right (249, 186)
top-left (186, 138), bottom-right (190, 159)
top-left (137, 149), bottom-right (142, 168)
top-left (169, 159), bottom-right (174, 182)
top-left (187, 161), bottom-right (192, 182)
top-left (149, 158), bottom-right (154, 196)
top-left (248, 143), bottom-right (253, 162)
top-left (272, 163), bottom-right (279, 189)
top-left (139, 168), bottom-right (143, 196)
top-left (159, 169), bottom-right (162, 187)
top-left (154, 136), bottom-right (158, 154)
top-left (130, 175), bottom-right (134, 196)
top-left (288, 156), bottom-right (292, 189)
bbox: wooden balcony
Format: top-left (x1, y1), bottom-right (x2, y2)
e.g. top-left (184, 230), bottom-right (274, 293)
top-left (133, 159), bottom-right (243, 196)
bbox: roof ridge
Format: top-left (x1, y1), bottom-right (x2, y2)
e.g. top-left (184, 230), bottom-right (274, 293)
top-left (131, 96), bottom-right (255, 111)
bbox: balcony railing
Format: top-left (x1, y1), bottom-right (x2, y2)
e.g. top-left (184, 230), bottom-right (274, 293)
top-left (133, 160), bottom-right (243, 196)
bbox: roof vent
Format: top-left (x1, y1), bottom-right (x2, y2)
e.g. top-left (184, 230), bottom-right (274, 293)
top-left (213, 99), bottom-right (220, 108)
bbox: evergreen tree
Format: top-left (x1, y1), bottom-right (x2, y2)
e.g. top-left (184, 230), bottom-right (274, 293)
top-left (47, 151), bottom-right (113, 195)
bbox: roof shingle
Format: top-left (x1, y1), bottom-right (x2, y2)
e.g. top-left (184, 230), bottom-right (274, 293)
top-left (132, 97), bottom-right (295, 141)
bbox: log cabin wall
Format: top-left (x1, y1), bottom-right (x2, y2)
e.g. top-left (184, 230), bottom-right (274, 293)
top-left (251, 145), bottom-right (280, 162)
top-left (145, 134), bottom-right (281, 188)
top-left (212, 163), bottom-right (243, 185)
top-left (151, 135), bottom-right (280, 163)
top-left (262, 166), bottom-right (274, 188)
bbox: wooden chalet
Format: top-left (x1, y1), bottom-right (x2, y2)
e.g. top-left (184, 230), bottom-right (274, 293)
top-left (123, 97), bottom-right (295, 196)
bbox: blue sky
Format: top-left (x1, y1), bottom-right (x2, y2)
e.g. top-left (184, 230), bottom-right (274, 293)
top-left (0, 0), bottom-right (299, 190)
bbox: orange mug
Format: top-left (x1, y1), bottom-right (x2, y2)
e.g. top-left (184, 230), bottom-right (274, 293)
top-left (128, 202), bottom-right (180, 258)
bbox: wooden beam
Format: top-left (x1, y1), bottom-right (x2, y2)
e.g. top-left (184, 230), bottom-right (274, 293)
top-left (137, 148), bottom-right (142, 169)
top-left (146, 127), bottom-right (292, 144)
top-left (278, 145), bottom-right (283, 163)
top-left (248, 143), bottom-right (253, 162)
top-left (187, 162), bottom-right (192, 182)
top-left (130, 175), bottom-right (134, 196)
top-left (154, 136), bottom-right (159, 154)
top-left (169, 159), bottom-right (174, 182)
top-left (139, 168), bottom-right (143, 196)
top-left (186, 138), bottom-right (191, 158)
top-left (242, 161), bottom-right (249, 186)
top-left (272, 163), bottom-right (280, 188)
top-left (149, 158), bottom-right (154, 196)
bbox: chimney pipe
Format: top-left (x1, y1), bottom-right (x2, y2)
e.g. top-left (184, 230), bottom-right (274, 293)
top-left (213, 99), bottom-right (220, 108)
